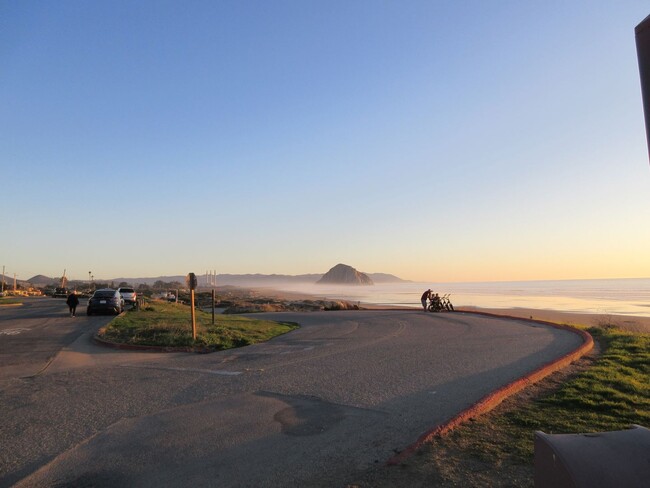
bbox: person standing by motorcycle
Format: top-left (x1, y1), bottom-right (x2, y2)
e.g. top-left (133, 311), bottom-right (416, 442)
top-left (421, 289), bottom-right (432, 311)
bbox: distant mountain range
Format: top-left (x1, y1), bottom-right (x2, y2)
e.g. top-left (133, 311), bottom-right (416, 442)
top-left (26, 268), bottom-right (408, 287)
top-left (25, 275), bottom-right (57, 286)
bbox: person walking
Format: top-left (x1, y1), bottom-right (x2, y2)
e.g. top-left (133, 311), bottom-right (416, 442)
top-left (421, 289), bottom-right (432, 311)
top-left (66, 291), bottom-right (80, 317)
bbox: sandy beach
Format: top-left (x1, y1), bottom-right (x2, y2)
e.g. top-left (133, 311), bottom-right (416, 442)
top-left (213, 286), bottom-right (650, 334)
top-left (458, 306), bottom-right (650, 333)
top-left (362, 304), bottom-right (650, 333)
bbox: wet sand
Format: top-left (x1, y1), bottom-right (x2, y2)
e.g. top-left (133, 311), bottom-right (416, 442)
top-left (458, 306), bottom-right (650, 333)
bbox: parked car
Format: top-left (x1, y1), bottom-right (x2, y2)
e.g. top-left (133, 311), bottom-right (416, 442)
top-left (117, 287), bottom-right (137, 305)
top-left (87, 289), bottom-right (123, 315)
top-left (53, 287), bottom-right (69, 298)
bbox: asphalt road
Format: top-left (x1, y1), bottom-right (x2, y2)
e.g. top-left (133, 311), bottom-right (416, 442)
top-left (0, 298), bottom-right (584, 487)
top-left (0, 297), bottom-right (116, 380)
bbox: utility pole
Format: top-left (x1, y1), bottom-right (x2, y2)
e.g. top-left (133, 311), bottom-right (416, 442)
top-left (186, 273), bottom-right (198, 340)
top-left (206, 269), bottom-right (217, 287)
top-left (13, 273), bottom-right (17, 292)
top-left (212, 288), bottom-right (216, 325)
top-left (1, 265), bottom-right (5, 294)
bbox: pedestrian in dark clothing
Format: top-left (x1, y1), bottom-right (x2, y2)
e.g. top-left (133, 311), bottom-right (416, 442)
top-left (66, 292), bottom-right (80, 317)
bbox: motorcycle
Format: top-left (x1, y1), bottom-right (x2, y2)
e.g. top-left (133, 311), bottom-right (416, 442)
top-left (428, 294), bottom-right (454, 312)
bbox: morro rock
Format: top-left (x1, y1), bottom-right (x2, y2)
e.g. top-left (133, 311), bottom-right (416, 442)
top-left (316, 264), bottom-right (374, 286)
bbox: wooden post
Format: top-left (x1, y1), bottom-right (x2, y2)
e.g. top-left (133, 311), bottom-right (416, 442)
top-left (186, 272), bottom-right (198, 340)
top-left (212, 289), bottom-right (215, 325)
top-left (190, 289), bottom-right (197, 340)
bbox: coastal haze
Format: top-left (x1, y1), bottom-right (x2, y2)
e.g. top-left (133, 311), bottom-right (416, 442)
top-left (279, 279), bottom-right (650, 317)
top-left (19, 268), bottom-right (650, 316)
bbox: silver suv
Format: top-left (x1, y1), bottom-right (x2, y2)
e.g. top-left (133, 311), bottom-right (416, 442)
top-left (117, 287), bottom-right (137, 305)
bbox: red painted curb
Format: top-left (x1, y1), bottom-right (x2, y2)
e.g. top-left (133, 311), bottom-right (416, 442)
top-left (386, 311), bottom-right (594, 465)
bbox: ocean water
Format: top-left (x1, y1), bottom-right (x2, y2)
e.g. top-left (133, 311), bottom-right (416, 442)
top-left (273, 278), bottom-right (650, 317)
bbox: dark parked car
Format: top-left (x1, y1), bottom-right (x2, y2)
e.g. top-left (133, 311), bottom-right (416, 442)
top-left (87, 289), bottom-right (124, 315)
top-left (53, 287), bottom-right (69, 298)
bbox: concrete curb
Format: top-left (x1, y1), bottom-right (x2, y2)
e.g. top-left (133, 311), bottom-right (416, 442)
top-left (93, 335), bottom-right (214, 354)
top-left (386, 311), bottom-right (594, 465)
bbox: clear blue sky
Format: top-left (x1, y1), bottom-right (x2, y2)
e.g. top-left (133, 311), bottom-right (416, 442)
top-left (2, 0), bottom-right (650, 282)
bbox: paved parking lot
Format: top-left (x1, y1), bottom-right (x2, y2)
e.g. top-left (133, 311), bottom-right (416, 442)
top-left (1, 299), bottom-right (583, 487)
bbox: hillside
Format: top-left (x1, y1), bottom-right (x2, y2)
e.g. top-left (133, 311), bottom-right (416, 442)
top-left (367, 272), bottom-right (408, 283)
top-left (316, 264), bottom-right (374, 286)
top-left (26, 275), bottom-right (59, 286)
top-left (24, 269), bottom-right (406, 288)
top-left (109, 274), bottom-right (322, 287)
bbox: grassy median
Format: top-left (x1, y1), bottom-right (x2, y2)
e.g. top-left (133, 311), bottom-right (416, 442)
top-left (98, 300), bottom-right (299, 350)
top-left (0, 298), bottom-right (23, 307)
top-left (438, 325), bottom-right (649, 465)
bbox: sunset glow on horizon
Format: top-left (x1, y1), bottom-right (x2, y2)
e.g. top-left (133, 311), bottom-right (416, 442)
top-left (2, 1), bottom-right (650, 284)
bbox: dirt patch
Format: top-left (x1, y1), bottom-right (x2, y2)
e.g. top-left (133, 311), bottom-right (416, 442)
top-left (191, 287), bottom-right (360, 313)
top-left (220, 298), bottom-right (359, 313)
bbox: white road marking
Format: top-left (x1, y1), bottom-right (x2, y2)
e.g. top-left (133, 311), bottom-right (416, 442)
top-left (120, 364), bottom-right (242, 376)
top-left (0, 328), bottom-right (31, 336)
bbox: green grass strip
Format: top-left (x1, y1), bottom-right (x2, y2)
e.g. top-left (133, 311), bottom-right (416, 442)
top-left (485, 326), bottom-right (649, 463)
top-left (99, 300), bottom-right (299, 350)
